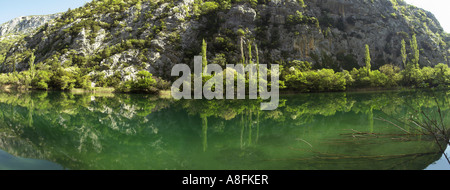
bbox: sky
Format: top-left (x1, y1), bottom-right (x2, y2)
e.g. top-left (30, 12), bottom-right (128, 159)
top-left (404, 0), bottom-right (450, 32)
top-left (0, 0), bottom-right (91, 25)
top-left (0, 0), bottom-right (449, 32)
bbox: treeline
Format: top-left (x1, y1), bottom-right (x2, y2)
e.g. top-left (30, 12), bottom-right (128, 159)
top-left (283, 60), bottom-right (450, 92)
top-left (283, 42), bottom-right (450, 92)
top-left (0, 52), bottom-right (170, 93)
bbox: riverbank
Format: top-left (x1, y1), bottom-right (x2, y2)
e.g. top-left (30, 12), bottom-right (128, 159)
top-left (1, 84), bottom-right (448, 98)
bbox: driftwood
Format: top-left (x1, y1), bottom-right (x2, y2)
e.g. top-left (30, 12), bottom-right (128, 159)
top-left (262, 147), bottom-right (442, 162)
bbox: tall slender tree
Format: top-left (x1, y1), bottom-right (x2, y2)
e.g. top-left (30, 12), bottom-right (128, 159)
top-left (365, 44), bottom-right (371, 73)
top-left (401, 39), bottom-right (407, 69)
top-left (29, 52), bottom-right (36, 80)
top-left (248, 41), bottom-right (252, 65)
top-left (202, 39), bottom-right (207, 71)
top-left (255, 43), bottom-right (259, 67)
top-left (410, 34), bottom-right (420, 69)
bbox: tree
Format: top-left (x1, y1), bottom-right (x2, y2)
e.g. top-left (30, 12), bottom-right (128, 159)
top-left (237, 28), bottom-right (246, 65)
top-left (202, 39), bottom-right (208, 71)
top-left (133, 70), bottom-right (157, 92)
top-left (255, 43), bottom-right (259, 67)
top-left (410, 34), bottom-right (419, 69)
top-left (29, 52), bottom-right (36, 80)
top-left (211, 53), bottom-right (227, 67)
top-left (365, 44), bottom-right (371, 73)
top-left (401, 39), bottom-right (407, 69)
top-left (248, 41), bottom-right (252, 64)
top-left (298, 0), bottom-right (306, 8)
top-left (13, 56), bottom-right (17, 73)
top-left (50, 68), bottom-right (76, 90)
top-left (201, 1), bottom-right (219, 14)
top-left (32, 70), bottom-right (51, 90)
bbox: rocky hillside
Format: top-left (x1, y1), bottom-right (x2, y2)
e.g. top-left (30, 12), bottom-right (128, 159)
top-left (0, 14), bottom-right (61, 38)
top-left (0, 14), bottom-right (61, 65)
top-left (1, 0), bottom-right (449, 82)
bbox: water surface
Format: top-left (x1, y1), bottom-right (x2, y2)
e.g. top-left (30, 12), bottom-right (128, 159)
top-left (0, 89), bottom-right (448, 170)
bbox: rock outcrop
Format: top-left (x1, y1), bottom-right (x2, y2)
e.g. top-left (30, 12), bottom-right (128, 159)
top-left (0, 13), bottom-right (61, 38)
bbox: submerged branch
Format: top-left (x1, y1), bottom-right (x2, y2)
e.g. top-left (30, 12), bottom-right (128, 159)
top-left (266, 148), bottom-right (441, 162)
top-left (375, 117), bottom-right (410, 134)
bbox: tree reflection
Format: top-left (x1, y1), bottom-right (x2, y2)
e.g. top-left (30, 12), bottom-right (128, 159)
top-left (0, 89), bottom-right (447, 169)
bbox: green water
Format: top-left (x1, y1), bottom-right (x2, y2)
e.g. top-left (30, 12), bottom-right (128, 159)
top-left (0, 89), bottom-right (449, 170)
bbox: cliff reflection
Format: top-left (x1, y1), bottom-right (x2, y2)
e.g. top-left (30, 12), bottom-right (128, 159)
top-left (0, 90), bottom-right (448, 170)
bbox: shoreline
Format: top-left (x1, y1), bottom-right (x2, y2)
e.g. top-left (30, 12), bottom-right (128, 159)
top-left (1, 85), bottom-right (448, 98)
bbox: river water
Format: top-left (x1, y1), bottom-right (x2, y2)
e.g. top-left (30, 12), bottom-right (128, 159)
top-left (0, 89), bottom-right (448, 170)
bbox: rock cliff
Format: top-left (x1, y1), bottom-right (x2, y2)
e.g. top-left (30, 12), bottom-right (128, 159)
top-left (1, 0), bottom-right (449, 80)
top-left (0, 13), bottom-right (61, 38)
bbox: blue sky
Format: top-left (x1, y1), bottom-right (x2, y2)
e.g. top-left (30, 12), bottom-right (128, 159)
top-left (0, 0), bottom-right (449, 32)
top-left (405, 0), bottom-right (450, 32)
top-left (0, 0), bottom-right (91, 24)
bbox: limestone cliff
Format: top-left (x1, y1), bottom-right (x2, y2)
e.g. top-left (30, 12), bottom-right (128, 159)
top-left (0, 13), bottom-right (61, 38)
top-left (1, 0), bottom-right (449, 81)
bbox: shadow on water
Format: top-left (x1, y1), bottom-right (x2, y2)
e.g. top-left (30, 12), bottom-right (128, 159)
top-left (0, 89), bottom-right (448, 170)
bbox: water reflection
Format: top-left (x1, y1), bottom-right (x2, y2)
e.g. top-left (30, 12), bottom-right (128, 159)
top-left (0, 90), bottom-right (448, 170)
top-left (425, 145), bottom-right (450, 170)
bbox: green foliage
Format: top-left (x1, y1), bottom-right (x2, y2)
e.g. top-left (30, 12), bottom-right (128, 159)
top-left (286, 11), bottom-right (319, 30)
top-left (365, 44), bottom-right (371, 73)
top-left (410, 34), bottom-right (420, 68)
top-left (0, 54), bottom-right (5, 64)
top-left (284, 68), bottom-right (346, 92)
top-left (248, 0), bottom-right (258, 7)
top-left (50, 68), bottom-right (77, 90)
top-left (202, 39), bottom-right (208, 70)
top-left (401, 39), bottom-right (407, 68)
top-left (433, 63), bottom-right (450, 87)
top-left (211, 53), bottom-right (227, 67)
top-left (117, 70), bottom-right (159, 93)
top-left (379, 64), bottom-right (402, 87)
top-left (236, 28), bottom-right (246, 37)
top-left (297, 0), bottom-right (306, 8)
top-left (32, 70), bottom-right (52, 90)
top-left (287, 60), bottom-right (311, 72)
top-left (390, 0), bottom-right (399, 11)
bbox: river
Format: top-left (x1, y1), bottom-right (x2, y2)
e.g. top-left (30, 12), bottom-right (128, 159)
top-left (0, 89), bottom-right (448, 170)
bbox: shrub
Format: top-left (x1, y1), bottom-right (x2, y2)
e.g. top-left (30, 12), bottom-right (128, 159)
top-left (32, 70), bottom-right (52, 90)
top-left (118, 70), bottom-right (158, 93)
top-left (201, 1), bottom-right (220, 14)
top-left (379, 64), bottom-right (402, 87)
top-left (50, 68), bottom-right (77, 90)
top-left (284, 68), bottom-right (346, 92)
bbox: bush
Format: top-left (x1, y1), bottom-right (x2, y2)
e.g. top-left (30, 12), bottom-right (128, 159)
top-left (201, 1), bottom-right (220, 14)
top-left (32, 70), bottom-right (52, 90)
top-left (118, 70), bottom-right (159, 93)
top-left (432, 63), bottom-right (450, 87)
top-left (368, 70), bottom-right (388, 87)
top-left (284, 68), bottom-right (346, 92)
top-left (379, 64), bottom-right (402, 87)
top-left (50, 68), bottom-right (77, 90)
top-left (286, 11), bottom-right (319, 29)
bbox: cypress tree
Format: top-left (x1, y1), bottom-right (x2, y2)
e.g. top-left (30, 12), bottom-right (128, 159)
top-left (29, 52), bottom-right (36, 79)
top-left (365, 44), bottom-right (371, 73)
top-left (248, 41), bottom-right (252, 64)
top-left (410, 34), bottom-right (419, 69)
top-left (401, 39), bottom-right (407, 69)
top-left (202, 39), bottom-right (207, 71)
top-left (255, 43), bottom-right (259, 67)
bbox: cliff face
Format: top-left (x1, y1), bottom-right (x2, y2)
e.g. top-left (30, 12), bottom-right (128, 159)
top-left (0, 14), bottom-right (61, 38)
top-left (0, 14), bottom-right (61, 62)
top-left (304, 0), bottom-right (449, 68)
top-left (2, 0), bottom-right (449, 80)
